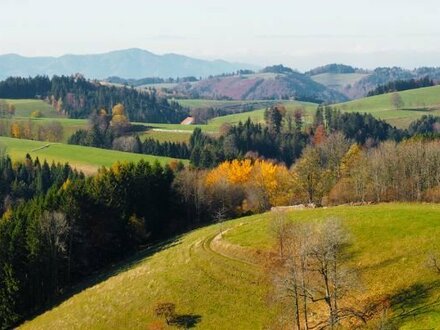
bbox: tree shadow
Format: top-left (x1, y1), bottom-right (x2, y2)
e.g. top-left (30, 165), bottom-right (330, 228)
top-left (388, 280), bottom-right (440, 327)
top-left (170, 314), bottom-right (202, 329)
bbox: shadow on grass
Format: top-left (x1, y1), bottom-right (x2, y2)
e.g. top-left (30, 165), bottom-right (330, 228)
top-left (24, 235), bottom-right (182, 324)
top-left (170, 314), bottom-right (202, 329)
top-left (388, 280), bottom-right (440, 327)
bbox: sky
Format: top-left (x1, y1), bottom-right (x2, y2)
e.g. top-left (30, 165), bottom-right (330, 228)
top-left (1, 0), bottom-right (440, 70)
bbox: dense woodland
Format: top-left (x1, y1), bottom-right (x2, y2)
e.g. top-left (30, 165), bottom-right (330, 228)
top-left (0, 76), bottom-right (188, 123)
top-left (0, 154), bottom-right (189, 328)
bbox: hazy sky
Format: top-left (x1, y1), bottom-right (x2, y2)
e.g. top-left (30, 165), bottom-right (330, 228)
top-left (1, 0), bottom-right (440, 70)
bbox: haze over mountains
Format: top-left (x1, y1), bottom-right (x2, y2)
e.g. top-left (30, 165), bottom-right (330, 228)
top-left (0, 48), bottom-right (258, 80)
top-left (1, 48), bottom-right (440, 102)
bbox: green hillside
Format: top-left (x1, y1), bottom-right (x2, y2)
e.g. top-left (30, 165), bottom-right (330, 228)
top-left (21, 203), bottom-right (440, 329)
top-left (3, 99), bottom-right (61, 118)
top-left (0, 137), bottom-right (186, 174)
top-left (176, 99), bottom-right (266, 109)
top-left (142, 100), bottom-right (318, 142)
top-left (335, 85), bottom-right (440, 128)
top-left (311, 72), bottom-right (369, 89)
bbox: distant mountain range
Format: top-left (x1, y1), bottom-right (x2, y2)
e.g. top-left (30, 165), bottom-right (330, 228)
top-left (0, 48), bottom-right (259, 80)
top-left (1, 48), bottom-right (439, 102)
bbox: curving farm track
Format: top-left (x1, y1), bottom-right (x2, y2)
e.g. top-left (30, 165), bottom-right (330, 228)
top-left (21, 218), bottom-right (272, 330)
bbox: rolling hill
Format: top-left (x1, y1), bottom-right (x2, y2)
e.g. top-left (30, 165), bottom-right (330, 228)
top-left (0, 137), bottom-right (186, 174)
top-left (335, 85), bottom-right (440, 128)
top-left (20, 203), bottom-right (440, 329)
top-left (0, 49), bottom-right (258, 80)
top-left (175, 67), bottom-right (347, 103)
top-left (308, 64), bottom-right (440, 99)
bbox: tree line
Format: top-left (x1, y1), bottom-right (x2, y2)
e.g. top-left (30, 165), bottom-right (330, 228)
top-left (0, 75), bottom-right (189, 123)
top-left (367, 76), bottom-right (434, 96)
top-left (0, 119), bottom-right (64, 142)
top-left (68, 103), bottom-right (439, 170)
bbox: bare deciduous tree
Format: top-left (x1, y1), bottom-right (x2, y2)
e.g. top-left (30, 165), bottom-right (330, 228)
top-left (271, 218), bottom-right (362, 329)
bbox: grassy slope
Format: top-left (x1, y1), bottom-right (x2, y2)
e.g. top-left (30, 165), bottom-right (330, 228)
top-left (311, 73), bottom-right (369, 89)
top-left (335, 85), bottom-right (440, 128)
top-left (21, 204), bottom-right (440, 329)
top-left (176, 99), bottom-right (265, 109)
top-left (139, 100), bottom-right (317, 142)
top-left (0, 137), bottom-right (186, 174)
top-left (3, 99), bottom-right (61, 118)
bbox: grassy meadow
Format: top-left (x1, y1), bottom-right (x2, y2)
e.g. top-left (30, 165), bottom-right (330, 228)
top-left (21, 203), bottom-right (440, 329)
top-left (310, 72), bottom-right (369, 89)
top-left (0, 136), bottom-right (186, 174)
top-left (4, 99), bottom-right (61, 118)
top-left (4, 87), bottom-right (440, 146)
top-left (335, 85), bottom-right (440, 128)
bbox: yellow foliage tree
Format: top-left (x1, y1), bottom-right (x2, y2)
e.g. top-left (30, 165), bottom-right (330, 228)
top-left (10, 122), bottom-right (21, 138)
top-left (340, 144), bottom-right (363, 177)
top-left (112, 103), bottom-right (125, 116)
top-left (205, 159), bottom-right (253, 187)
top-left (111, 103), bottom-right (129, 132)
top-left (205, 159), bottom-right (297, 212)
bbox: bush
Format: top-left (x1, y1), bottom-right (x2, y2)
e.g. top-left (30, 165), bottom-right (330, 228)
top-left (30, 110), bottom-right (43, 118)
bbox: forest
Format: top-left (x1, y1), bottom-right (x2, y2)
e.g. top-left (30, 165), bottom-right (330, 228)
top-left (0, 76), bottom-right (188, 123)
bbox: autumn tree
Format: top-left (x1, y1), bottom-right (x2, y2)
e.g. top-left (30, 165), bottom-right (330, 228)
top-left (293, 146), bottom-right (325, 204)
top-left (10, 122), bottom-right (21, 138)
top-left (111, 103), bottom-right (130, 135)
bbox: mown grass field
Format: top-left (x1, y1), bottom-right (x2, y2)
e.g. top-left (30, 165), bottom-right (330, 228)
top-left (0, 137), bottom-right (186, 174)
top-left (21, 203), bottom-right (440, 329)
top-left (335, 85), bottom-right (440, 128)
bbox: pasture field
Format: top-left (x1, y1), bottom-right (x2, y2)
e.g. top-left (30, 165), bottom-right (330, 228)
top-left (335, 85), bottom-right (440, 128)
top-left (136, 100), bottom-right (317, 143)
top-left (310, 72), bottom-right (369, 89)
top-left (0, 136), bottom-right (186, 174)
top-left (177, 99), bottom-right (259, 109)
top-left (21, 203), bottom-right (440, 329)
top-left (2, 99), bottom-right (61, 118)
top-left (141, 130), bottom-right (193, 143)
top-left (2, 117), bottom-right (88, 142)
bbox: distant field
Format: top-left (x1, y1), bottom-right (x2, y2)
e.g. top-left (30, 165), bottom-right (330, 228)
top-left (141, 130), bottom-right (192, 143)
top-left (176, 99), bottom-right (274, 109)
top-left (4, 117), bottom-right (88, 142)
top-left (208, 100), bottom-right (318, 127)
top-left (2, 99), bottom-right (61, 118)
top-left (335, 85), bottom-right (440, 128)
top-left (0, 137), bottom-right (186, 174)
top-left (311, 72), bottom-right (369, 89)
top-left (21, 203), bottom-right (440, 329)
